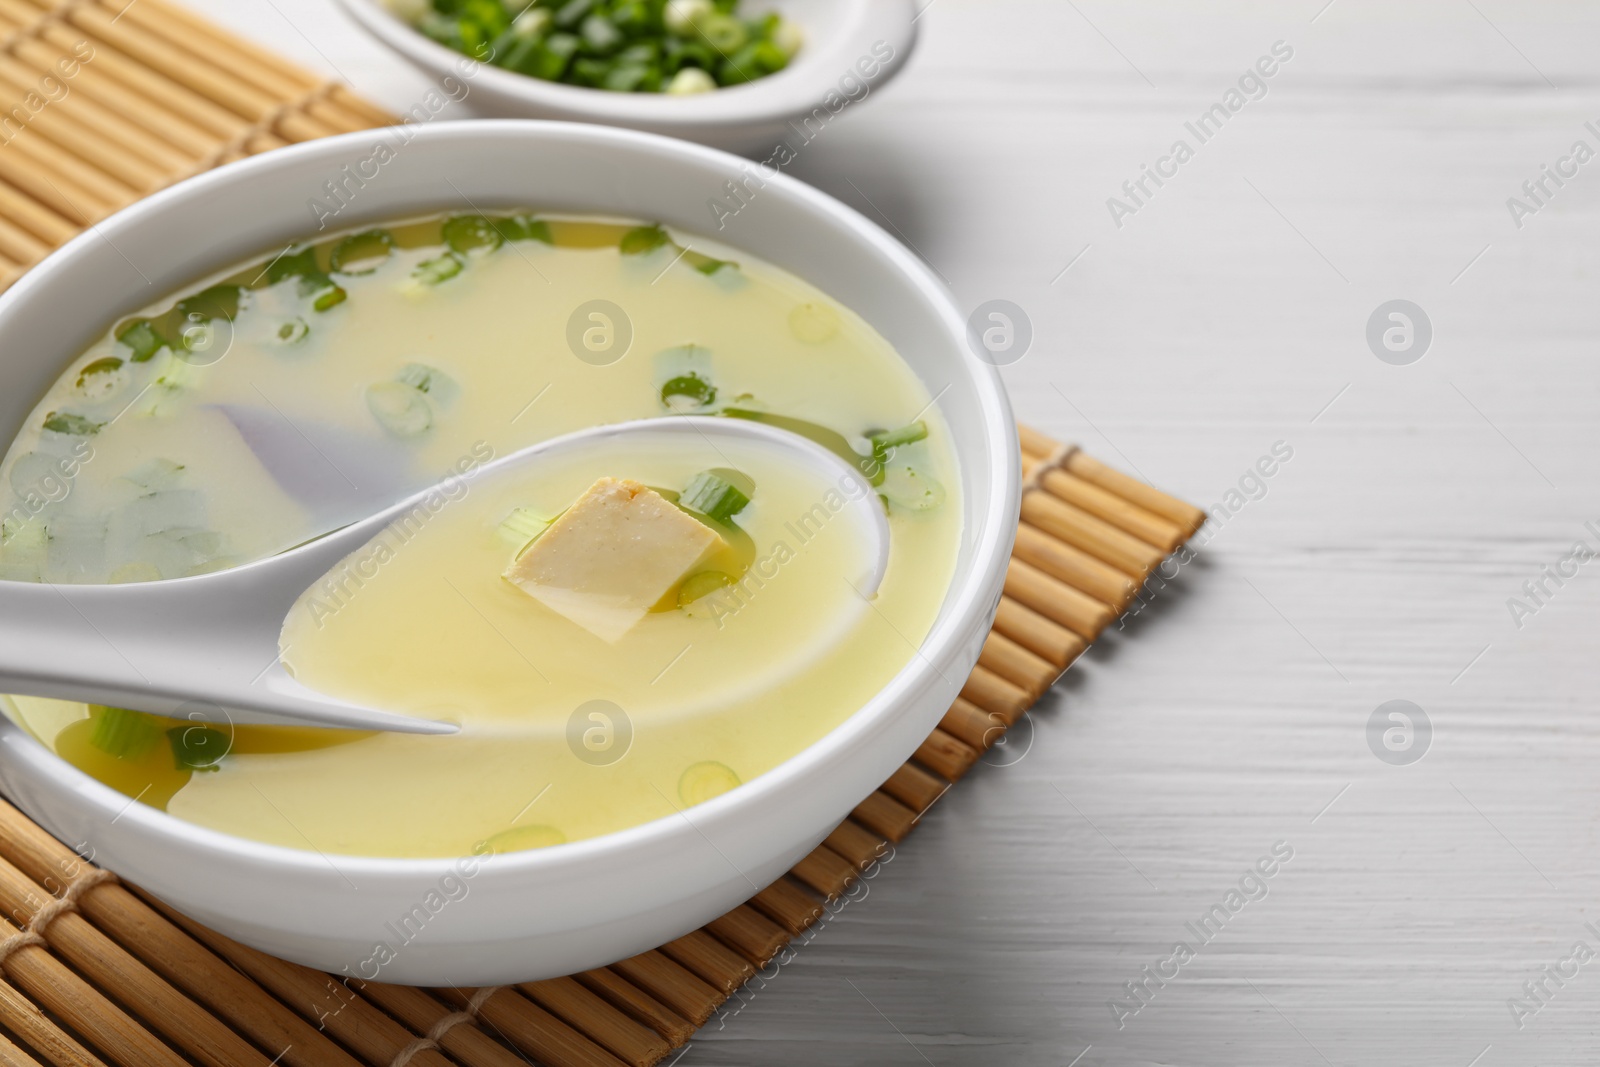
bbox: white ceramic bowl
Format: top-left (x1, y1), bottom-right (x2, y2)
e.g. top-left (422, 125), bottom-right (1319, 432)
top-left (333, 0), bottom-right (918, 152)
top-left (0, 121), bottom-right (1017, 985)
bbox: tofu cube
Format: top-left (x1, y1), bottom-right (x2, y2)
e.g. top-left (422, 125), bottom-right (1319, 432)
top-left (504, 477), bottom-right (724, 641)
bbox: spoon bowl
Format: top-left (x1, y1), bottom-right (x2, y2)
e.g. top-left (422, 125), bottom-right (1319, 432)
top-left (0, 417), bottom-right (888, 734)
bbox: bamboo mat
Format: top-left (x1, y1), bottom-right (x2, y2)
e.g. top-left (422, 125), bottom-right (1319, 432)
top-left (0, 0), bottom-right (391, 290)
top-left (0, 2), bottom-right (1209, 1064)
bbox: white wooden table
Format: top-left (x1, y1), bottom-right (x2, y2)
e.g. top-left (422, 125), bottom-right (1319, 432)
top-left (185, 1), bottom-right (1600, 1062)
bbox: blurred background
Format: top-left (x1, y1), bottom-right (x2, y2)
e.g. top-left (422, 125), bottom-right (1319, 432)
top-left (189, 1), bottom-right (1600, 1063)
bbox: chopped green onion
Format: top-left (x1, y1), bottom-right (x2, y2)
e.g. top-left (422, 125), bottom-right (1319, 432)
top-left (496, 214), bottom-right (554, 244)
top-left (330, 229), bottom-right (395, 274)
top-left (602, 64), bottom-right (657, 92)
top-left (554, 0), bottom-right (594, 29)
top-left (89, 705), bottom-right (162, 759)
top-left (660, 373), bottom-right (716, 410)
top-left (868, 421), bottom-right (929, 454)
top-left (267, 246), bottom-right (320, 283)
top-left (524, 32), bottom-right (580, 78)
top-left (399, 0), bottom-right (797, 93)
top-left (686, 250), bottom-right (737, 275)
top-left (304, 274), bottom-right (348, 312)
top-left (74, 357), bottom-right (129, 400)
top-left (167, 725), bottom-right (228, 772)
top-left (666, 66), bottom-right (716, 94)
top-left (277, 318), bottom-right (310, 343)
top-left (772, 16), bottom-right (803, 56)
top-left (664, 0), bottom-right (711, 35)
top-left (176, 284), bottom-right (242, 323)
top-left (366, 381), bottom-right (433, 438)
top-left (878, 462), bottom-right (946, 513)
top-left (442, 214), bottom-right (505, 257)
top-left (696, 12), bottom-right (746, 51)
top-left (680, 468), bottom-right (752, 523)
top-left (394, 362), bottom-right (459, 406)
top-left (580, 13), bottom-right (624, 52)
top-left (620, 224), bottom-right (671, 256)
top-left (510, 7), bottom-right (552, 37)
top-left (76, 357), bottom-right (124, 385)
top-left (413, 252), bottom-right (464, 286)
top-left (115, 319), bottom-right (168, 363)
top-left (152, 349), bottom-right (200, 390)
top-left (43, 412), bottom-right (102, 436)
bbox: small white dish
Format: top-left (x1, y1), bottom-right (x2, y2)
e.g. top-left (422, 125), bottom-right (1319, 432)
top-left (333, 0), bottom-right (919, 153)
top-left (0, 121), bottom-right (1017, 985)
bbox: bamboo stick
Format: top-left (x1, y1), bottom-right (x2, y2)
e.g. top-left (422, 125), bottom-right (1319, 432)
top-left (978, 629), bottom-right (1058, 699)
top-left (747, 878), bottom-right (824, 937)
top-left (90, 0), bottom-right (397, 128)
top-left (0, 1028), bottom-right (43, 1067)
top-left (436, 987), bottom-right (628, 1067)
top-left (851, 792), bottom-right (919, 843)
top-left (105, 0), bottom-right (316, 86)
top-left (880, 762), bottom-right (948, 815)
top-left (934, 698), bottom-right (997, 754)
top-left (0, 974), bottom-right (107, 1067)
top-left (1004, 557), bottom-right (1117, 640)
top-left (520, 977), bottom-right (670, 1067)
top-left (960, 662), bottom-right (1035, 725)
top-left (0, 93), bottom-right (165, 192)
top-left (8, 37), bottom-right (218, 158)
top-left (993, 596), bottom-right (1086, 670)
top-left (0, 923), bottom-right (187, 1067)
top-left (0, 211), bottom-right (44, 263)
top-left (605, 954), bottom-right (722, 1027)
top-left (0, 58), bottom-right (180, 171)
top-left (1018, 424), bottom-right (1060, 459)
top-left (787, 845), bottom-right (858, 900)
top-left (1013, 522), bottom-right (1137, 607)
top-left (328, 84), bottom-right (396, 127)
top-left (100, 0), bottom-right (309, 99)
top-left (821, 822), bottom-right (887, 872)
top-left (0, 139), bottom-right (112, 221)
top-left (138, 895), bottom-right (456, 1067)
top-left (1064, 449), bottom-right (1206, 534)
top-left (1020, 489), bottom-right (1164, 578)
top-left (574, 970), bottom-right (695, 1046)
top-left (0, 112), bottom-right (137, 206)
top-left (354, 982), bottom-right (526, 1067)
top-left (22, 14), bottom-right (250, 140)
top-left (1041, 468), bottom-right (1185, 552)
top-left (54, 5), bottom-right (337, 147)
top-left (0, 174), bottom-right (74, 243)
top-left (0, 856), bottom-right (273, 1067)
top-left (71, 2), bottom-right (371, 137)
top-left (704, 907), bottom-right (788, 967)
top-left (913, 724), bottom-right (979, 779)
top-left (0, 802), bottom-right (362, 1067)
top-left (659, 931), bottom-right (753, 996)
top-left (53, 4), bottom-right (284, 126)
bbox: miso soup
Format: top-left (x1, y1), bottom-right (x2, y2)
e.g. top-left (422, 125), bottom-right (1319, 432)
top-left (0, 213), bottom-right (961, 857)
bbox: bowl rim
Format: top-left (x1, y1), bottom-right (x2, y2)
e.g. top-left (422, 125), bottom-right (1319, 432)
top-left (331, 0), bottom-right (919, 127)
top-left (0, 119), bottom-right (1017, 883)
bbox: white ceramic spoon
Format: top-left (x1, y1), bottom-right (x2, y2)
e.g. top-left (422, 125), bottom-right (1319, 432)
top-left (0, 418), bottom-right (890, 735)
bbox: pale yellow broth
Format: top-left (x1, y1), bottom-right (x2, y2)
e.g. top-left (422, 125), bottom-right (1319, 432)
top-left (0, 213), bottom-right (961, 857)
